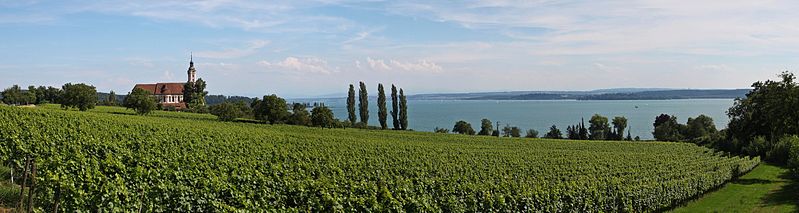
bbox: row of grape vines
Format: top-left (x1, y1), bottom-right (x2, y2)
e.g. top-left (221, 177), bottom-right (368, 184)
top-left (0, 106), bottom-right (759, 212)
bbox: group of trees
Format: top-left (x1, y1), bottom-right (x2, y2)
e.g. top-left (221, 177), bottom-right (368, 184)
top-left (442, 119), bottom-right (551, 139)
top-left (565, 115), bottom-right (635, 141)
top-left (690, 71), bottom-right (799, 172)
top-left (346, 82), bottom-right (409, 130)
top-left (1, 85), bottom-right (63, 105)
top-left (651, 114), bottom-right (717, 142)
top-left (205, 93), bottom-right (338, 128)
top-left (1, 83), bottom-right (98, 111)
top-left (441, 115), bottom-right (636, 142)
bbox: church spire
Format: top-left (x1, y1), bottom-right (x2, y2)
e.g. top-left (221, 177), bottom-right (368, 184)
top-left (187, 53), bottom-right (196, 83)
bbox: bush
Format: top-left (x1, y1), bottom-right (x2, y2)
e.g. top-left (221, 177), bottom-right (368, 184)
top-left (0, 166), bottom-right (10, 181)
top-left (766, 136), bottom-right (797, 165)
top-left (784, 136), bottom-right (799, 176)
top-left (0, 182), bottom-right (20, 206)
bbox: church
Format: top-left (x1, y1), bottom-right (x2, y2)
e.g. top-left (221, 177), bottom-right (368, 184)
top-left (133, 56), bottom-right (197, 110)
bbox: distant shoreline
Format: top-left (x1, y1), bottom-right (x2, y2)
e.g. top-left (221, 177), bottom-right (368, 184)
top-left (409, 89), bottom-right (749, 101)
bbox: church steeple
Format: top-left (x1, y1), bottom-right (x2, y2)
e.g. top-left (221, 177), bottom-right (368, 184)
top-left (187, 53), bottom-right (196, 83)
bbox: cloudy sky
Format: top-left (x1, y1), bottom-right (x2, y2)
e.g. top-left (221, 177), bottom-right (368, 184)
top-left (1, 0), bottom-right (798, 98)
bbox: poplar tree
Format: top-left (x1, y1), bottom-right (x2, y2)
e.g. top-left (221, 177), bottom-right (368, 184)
top-left (347, 84), bottom-right (356, 125)
top-left (399, 88), bottom-right (408, 130)
top-left (391, 84), bottom-right (399, 130)
top-left (377, 83), bottom-right (388, 129)
top-left (358, 81), bottom-right (369, 125)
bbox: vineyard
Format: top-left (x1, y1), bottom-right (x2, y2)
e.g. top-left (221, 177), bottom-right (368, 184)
top-left (0, 105), bottom-right (759, 212)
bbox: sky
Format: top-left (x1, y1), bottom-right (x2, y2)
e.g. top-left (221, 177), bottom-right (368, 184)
top-left (1, 0), bottom-right (798, 98)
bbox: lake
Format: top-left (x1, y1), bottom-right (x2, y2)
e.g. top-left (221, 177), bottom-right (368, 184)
top-left (289, 98), bottom-right (735, 140)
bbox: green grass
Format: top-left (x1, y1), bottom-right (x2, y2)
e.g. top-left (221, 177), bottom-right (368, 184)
top-left (671, 164), bottom-right (799, 213)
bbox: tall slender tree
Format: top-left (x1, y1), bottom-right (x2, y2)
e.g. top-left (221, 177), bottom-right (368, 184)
top-left (399, 88), bottom-right (408, 130)
top-left (107, 90), bottom-right (118, 106)
top-left (579, 118), bottom-right (589, 140)
top-left (391, 84), bottom-right (399, 130)
top-left (358, 81), bottom-right (369, 125)
top-left (377, 84), bottom-right (388, 129)
top-left (347, 84), bottom-right (356, 125)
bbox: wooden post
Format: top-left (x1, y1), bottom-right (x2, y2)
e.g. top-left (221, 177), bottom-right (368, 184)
top-left (16, 157), bottom-right (29, 210)
top-left (26, 163), bottom-right (36, 213)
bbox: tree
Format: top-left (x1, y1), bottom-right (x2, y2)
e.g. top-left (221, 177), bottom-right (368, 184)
top-left (611, 116), bottom-right (628, 140)
top-left (183, 78), bottom-right (208, 108)
top-left (255, 94), bottom-right (289, 124)
top-left (105, 90), bottom-right (118, 106)
top-left (567, 125), bottom-right (579, 139)
top-left (544, 125), bottom-right (563, 139)
top-left (502, 125), bottom-right (512, 137)
top-left (358, 82), bottom-right (369, 125)
top-left (123, 88), bottom-right (157, 115)
top-left (399, 88), bottom-right (408, 130)
top-left (390, 84), bottom-right (400, 130)
top-left (34, 86), bottom-right (47, 104)
top-left (377, 84), bottom-right (388, 129)
top-left (1, 85), bottom-right (24, 105)
top-left (478, 118), bottom-right (493, 135)
top-left (287, 103), bottom-right (311, 126)
top-left (347, 84), bottom-right (357, 125)
top-left (452, 120), bottom-right (475, 135)
top-left (43, 86), bottom-right (62, 104)
top-left (61, 83), bottom-right (97, 111)
top-left (25, 86), bottom-right (37, 104)
top-left (653, 114), bottom-right (683, 141)
top-left (210, 102), bottom-right (244, 121)
top-left (311, 106), bottom-right (336, 128)
top-left (578, 118), bottom-right (589, 140)
top-left (685, 114), bottom-right (717, 141)
top-left (588, 114), bottom-right (610, 140)
top-left (524, 128), bottom-right (538, 138)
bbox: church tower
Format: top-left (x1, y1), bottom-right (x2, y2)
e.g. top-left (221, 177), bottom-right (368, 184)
top-left (187, 54), bottom-right (196, 83)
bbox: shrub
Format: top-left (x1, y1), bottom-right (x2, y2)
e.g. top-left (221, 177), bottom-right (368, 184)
top-left (0, 182), bottom-right (20, 206)
top-left (785, 136), bottom-right (799, 176)
top-left (766, 136), bottom-right (797, 165)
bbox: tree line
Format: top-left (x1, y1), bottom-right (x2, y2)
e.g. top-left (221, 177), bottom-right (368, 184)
top-left (347, 82), bottom-right (409, 130)
top-left (2, 83), bottom-right (99, 111)
top-left (441, 114), bottom-right (638, 141)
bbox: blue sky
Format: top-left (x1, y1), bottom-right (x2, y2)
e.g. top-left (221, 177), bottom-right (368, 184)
top-left (1, 0), bottom-right (798, 98)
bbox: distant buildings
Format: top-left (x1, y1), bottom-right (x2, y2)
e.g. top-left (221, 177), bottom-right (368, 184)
top-left (132, 56), bottom-right (197, 110)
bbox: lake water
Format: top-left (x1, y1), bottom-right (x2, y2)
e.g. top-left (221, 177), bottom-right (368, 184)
top-left (290, 98), bottom-right (735, 140)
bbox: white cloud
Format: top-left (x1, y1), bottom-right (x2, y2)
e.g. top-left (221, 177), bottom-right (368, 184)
top-left (385, 1), bottom-right (799, 56)
top-left (195, 40), bottom-right (269, 59)
top-left (359, 57), bottom-right (442, 73)
top-left (259, 57), bottom-right (334, 74)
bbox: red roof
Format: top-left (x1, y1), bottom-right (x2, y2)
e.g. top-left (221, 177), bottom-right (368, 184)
top-left (134, 83), bottom-right (185, 95)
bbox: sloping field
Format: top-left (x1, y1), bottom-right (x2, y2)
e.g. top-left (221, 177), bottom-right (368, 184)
top-left (0, 106), bottom-right (759, 212)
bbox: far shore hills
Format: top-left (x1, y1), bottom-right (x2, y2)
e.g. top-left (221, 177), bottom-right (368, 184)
top-left (408, 88), bottom-right (750, 101)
